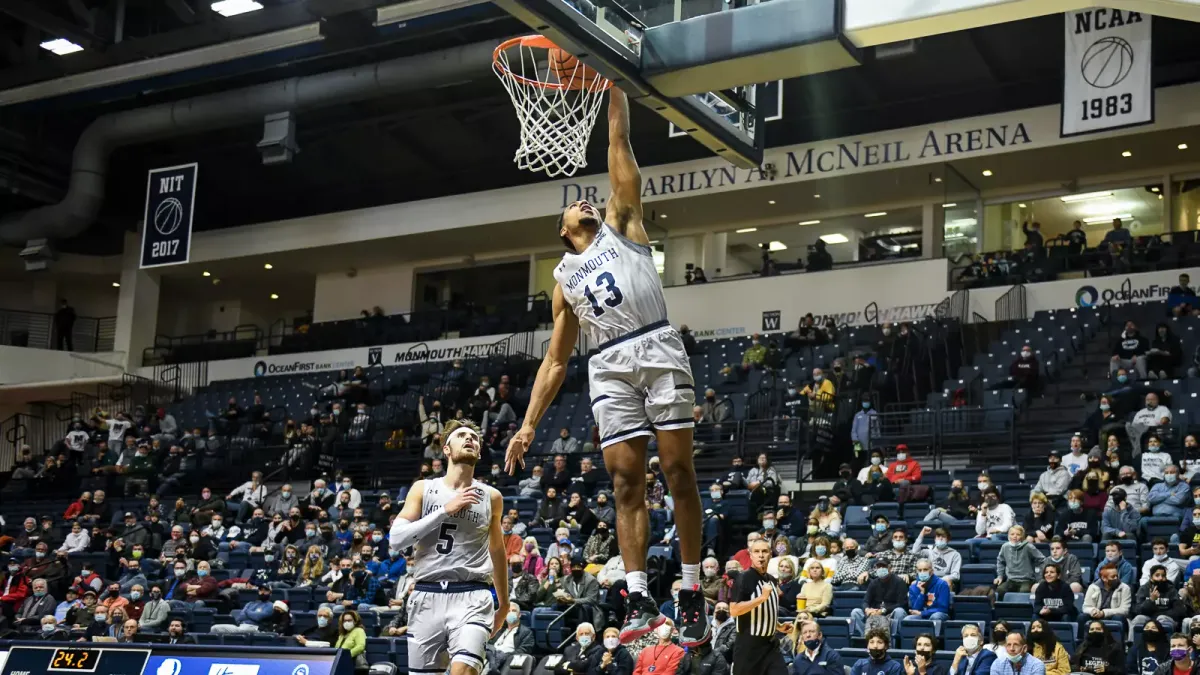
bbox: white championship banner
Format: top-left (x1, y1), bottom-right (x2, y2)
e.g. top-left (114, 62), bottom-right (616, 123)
top-left (1061, 8), bottom-right (1152, 137)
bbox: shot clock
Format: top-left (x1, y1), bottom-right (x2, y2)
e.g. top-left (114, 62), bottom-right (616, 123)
top-left (49, 648), bottom-right (101, 672)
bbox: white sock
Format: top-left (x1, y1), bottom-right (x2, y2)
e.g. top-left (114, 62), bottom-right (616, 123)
top-left (626, 570), bottom-right (648, 595)
top-left (681, 563), bottom-right (700, 589)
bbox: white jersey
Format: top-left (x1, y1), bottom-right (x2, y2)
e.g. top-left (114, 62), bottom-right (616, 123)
top-left (410, 478), bottom-right (494, 583)
top-left (554, 223), bottom-right (669, 347)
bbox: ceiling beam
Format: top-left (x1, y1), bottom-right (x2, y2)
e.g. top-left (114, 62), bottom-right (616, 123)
top-left (165, 0), bottom-right (197, 24)
top-left (0, 0), bottom-right (104, 48)
top-left (65, 0), bottom-right (94, 30)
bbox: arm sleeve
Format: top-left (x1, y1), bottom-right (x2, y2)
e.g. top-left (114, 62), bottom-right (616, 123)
top-left (388, 509), bottom-right (446, 552)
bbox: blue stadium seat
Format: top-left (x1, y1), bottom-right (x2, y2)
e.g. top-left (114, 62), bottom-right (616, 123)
top-left (960, 565), bottom-right (995, 588)
top-left (817, 618), bottom-right (851, 650)
top-left (952, 596), bottom-right (992, 622)
top-left (832, 591), bottom-right (865, 614)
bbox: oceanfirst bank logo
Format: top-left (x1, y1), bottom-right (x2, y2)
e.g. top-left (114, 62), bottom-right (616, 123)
top-left (1075, 282), bottom-right (1172, 307)
top-left (1075, 286), bottom-right (1099, 307)
top-left (252, 359), bottom-right (355, 377)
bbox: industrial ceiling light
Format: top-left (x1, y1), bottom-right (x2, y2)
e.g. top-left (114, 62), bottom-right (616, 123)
top-left (211, 0), bottom-right (264, 17)
top-left (1180, 143), bottom-right (1190, 150)
top-left (943, 203), bottom-right (957, 208)
top-left (736, 227), bottom-right (757, 233)
top-left (270, 293), bottom-right (279, 299)
top-left (1121, 150), bottom-right (1132, 157)
top-left (820, 234), bottom-right (849, 244)
top-left (981, 170), bottom-right (993, 177)
top-left (202, 271), bottom-right (211, 277)
top-left (768, 200), bottom-right (776, 205)
top-left (1060, 191), bottom-right (1113, 203)
top-left (799, 220), bottom-right (821, 226)
top-left (264, 263), bottom-right (273, 270)
top-left (40, 39), bottom-right (84, 55)
top-left (1081, 213), bottom-right (1133, 224)
top-left (864, 212), bottom-right (887, 218)
top-left (768, 241), bottom-right (787, 251)
top-left (111, 281), bottom-right (120, 287)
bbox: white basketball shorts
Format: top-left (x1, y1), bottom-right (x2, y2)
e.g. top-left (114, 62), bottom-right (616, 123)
top-left (588, 320), bottom-right (696, 449)
top-left (406, 581), bottom-right (495, 674)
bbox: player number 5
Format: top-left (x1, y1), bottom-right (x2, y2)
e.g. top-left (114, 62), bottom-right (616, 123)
top-left (436, 523), bottom-right (457, 554)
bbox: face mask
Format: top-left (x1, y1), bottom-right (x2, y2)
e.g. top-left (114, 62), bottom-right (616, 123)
top-left (870, 457), bottom-right (882, 466)
top-left (655, 625), bottom-right (673, 640)
top-left (130, 591), bottom-right (141, 601)
top-left (1167, 474), bottom-right (1179, 485)
top-left (806, 525), bottom-right (818, 535)
top-left (34, 551), bottom-right (45, 559)
top-left (151, 591), bottom-right (161, 599)
top-left (892, 540), bottom-right (906, 550)
top-left (1021, 351), bottom-right (1032, 358)
top-left (963, 637), bottom-right (980, 652)
top-left (317, 617), bottom-right (329, 628)
top-left (605, 637), bottom-right (620, 650)
top-left (579, 635), bottom-right (594, 648)
top-left (715, 610), bottom-right (729, 622)
top-left (306, 529), bottom-right (316, 538)
top-left (977, 482), bottom-right (989, 492)
top-left (1007, 653), bottom-right (1023, 664)
top-left (896, 453), bottom-right (907, 461)
top-left (1086, 633), bottom-right (1104, 646)
top-left (189, 536), bottom-right (200, 544)
top-left (803, 638), bottom-right (822, 651)
top-left (1172, 649), bottom-right (1190, 661)
top-left (95, 614), bottom-right (107, 623)
top-left (42, 623), bottom-right (56, 633)
top-left (814, 545), bottom-right (827, 557)
top-left (862, 402), bottom-right (871, 410)
top-left (868, 648), bottom-right (887, 661)
top-left (874, 523), bottom-right (887, 532)
top-left (932, 538), bottom-right (948, 550)
top-left (787, 388), bottom-right (797, 396)
top-left (845, 549), bottom-right (858, 559)
top-left (558, 537), bottom-right (570, 545)
top-left (175, 569), bottom-right (186, 577)
top-left (197, 569), bottom-right (208, 577)
top-left (917, 571), bottom-right (931, 582)
top-left (33, 589), bottom-right (46, 597)
top-left (710, 490), bottom-right (722, 500)
top-left (343, 621), bottom-right (355, 631)
top-left (762, 519), bottom-right (775, 530)
top-left (1068, 501), bottom-right (1081, 510)
top-left (874, 567), bottom-right (888, 579)
top-left (281, 491), bottom-right (291, 498)
top-left (7, 565), bottom-right (18, 574)
top-left (1156, 553), bottom-right (1169, 561)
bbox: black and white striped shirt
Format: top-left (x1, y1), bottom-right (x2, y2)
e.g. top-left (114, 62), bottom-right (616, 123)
top-left (734, 567), bottom-right (779, 638)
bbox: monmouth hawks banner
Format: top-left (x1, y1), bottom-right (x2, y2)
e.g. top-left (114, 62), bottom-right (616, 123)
top-left (1062, 9), bottom-right (1152, 137)
top-left (141, 163), bottom-right (197, 268)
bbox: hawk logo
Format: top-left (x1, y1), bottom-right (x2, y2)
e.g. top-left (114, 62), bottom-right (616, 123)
top-left (368, 347), bottom-right (382, 367)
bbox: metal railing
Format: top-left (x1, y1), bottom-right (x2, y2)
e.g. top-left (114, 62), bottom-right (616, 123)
top-left (152, 362), bottom-right (209, 402)
top-left (0, 309), bottom-right (115, 353)
top-left (995, 284), bottom-right (1027, 322)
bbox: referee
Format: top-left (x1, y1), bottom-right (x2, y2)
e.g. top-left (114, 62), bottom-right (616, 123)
top-left (730, 538), bottom-right (789, 675)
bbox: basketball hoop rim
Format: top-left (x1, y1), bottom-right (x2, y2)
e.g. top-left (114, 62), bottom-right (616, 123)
top-left (492, 34), bottom-right (613, 93)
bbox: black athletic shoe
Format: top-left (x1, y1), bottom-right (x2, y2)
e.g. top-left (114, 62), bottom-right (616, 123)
top-left (619, 591), bottom-right (665, 644)
top-left (677, 585), bottom-right (711, 648)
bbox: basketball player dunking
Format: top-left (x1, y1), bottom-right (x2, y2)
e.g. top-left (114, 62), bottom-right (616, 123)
top-left (505, 87), bottom-right (708, 647)
top-left (390, 420), bottom-right (509, 675)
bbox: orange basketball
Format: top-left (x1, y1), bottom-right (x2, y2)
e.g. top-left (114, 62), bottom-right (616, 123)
top-left (548, 47), bottom-right (598, 90)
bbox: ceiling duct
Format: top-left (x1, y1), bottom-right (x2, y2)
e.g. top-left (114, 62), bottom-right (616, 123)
top-left (0, 39), bottom-right (498, 247)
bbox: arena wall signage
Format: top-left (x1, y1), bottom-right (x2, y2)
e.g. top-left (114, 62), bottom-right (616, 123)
top-left (140, 163), bottom-right (197, 268)
top-left (1061, 9), bottom-right (1152, 136)
top-left (965, 267), bottom-right (1200, 320)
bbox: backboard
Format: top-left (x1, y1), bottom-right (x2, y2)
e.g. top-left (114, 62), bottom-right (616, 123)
top-left (491, 0), bottom-right (766, 168)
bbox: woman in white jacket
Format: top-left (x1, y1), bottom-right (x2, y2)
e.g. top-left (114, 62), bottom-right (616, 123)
top-left (58, 521), bottom-right (90, 553)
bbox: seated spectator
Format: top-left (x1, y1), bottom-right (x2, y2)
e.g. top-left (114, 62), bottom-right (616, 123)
top-left (1147, 323), bottom-right (1183, 380)
top-left (1055, 490), bottom-right (1099, 542)
top-left (1134, 564), bottom-right (1187, 632)
top-left (1142, 438), bottom-right (1174, 486)
top-left (746, 453), bottom-right (782, 514)
top-left (15, 578), bottom-right (55, 630)
top-left (850, 628), bottom-right (903, 675)
top-left (925, 479), bottom-right (971, 524)
top-left (1103, 487), bottom-right (1141, 541)
top-left (913, 527), bottom-right (962, 590)
top-left (995, 526), bottom-right (1045, 594)
top-left (1149, 466), bottom-right (1190, 518)
top-left (974, 487), bottom-right (1016, 541)
top-left (849, 559), bottom-right (908, 637)
top-left (551, 428), bottom-right (581, 455)
top-left (909, 633), bottom-right (949, 675)
top-left (831, 538), bottom-right (870, 590)
top-left (536, 490), bottom-right (567, 529)
top-left (1073, 621), bottom-right (1124, 675)
top-left (810, 497), bottom-right (841, 537)
top-left (1033, 563), bottom-right (1077, 621)
top-left (1039, 537), bottom-right (1084, 593)
top-left (1035, 452), bottom-right (1071, 507)
top-left (491, 606), bottom-right (535, 657)
top-left (1063, 436), bottom-right (1089, 477)
top-left (1028, 618), bottom-right (1070, 675)
top-left (1126, 618), bottom-right (1170, 675)
top-left (991, 344), bottom-right (1041, 394)
top-left (797, 559), bottom-right (831, 617)
top-left (904, 558), bottom-right (950, 629)
top-left (791, 619), bottom-right (843, 675)
top-left (740, 334), bottom-right (767, 372)
top-left (334, 610), bottom-right (367, 663)
top-left (950, 623), bottom-right (996, 675)
top-left (877, 529), bottom-right (919, 583)
top-left (1023, 493), bottom-right (1057, 543)
top-left (1132, 393), bottom-right (1173, 441)
top-left (1112, 321), bottom-right (1149, 380)
top-left (994, 632), bottom-right (1045, 675)
top-left (887, 445), bottom-right (921, 485)
top-left (36, 614), bottom-right (68, 641)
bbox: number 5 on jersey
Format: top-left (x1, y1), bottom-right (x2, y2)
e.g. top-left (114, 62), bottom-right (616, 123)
top-left (583, 272), bottom-right (624, 317)
top-left (436, 523), bottom-right (457, 554)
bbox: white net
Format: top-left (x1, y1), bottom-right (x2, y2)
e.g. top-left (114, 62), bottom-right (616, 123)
top-left (493, 36), bottom-right (611, 178)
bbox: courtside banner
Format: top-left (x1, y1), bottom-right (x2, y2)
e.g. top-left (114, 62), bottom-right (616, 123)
top-left (1061, 9), bottom-right (1152, 136)
top-left (140, 163), bottom-right (197, 268)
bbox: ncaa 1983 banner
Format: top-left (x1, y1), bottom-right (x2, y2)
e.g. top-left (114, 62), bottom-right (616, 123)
top-left (140, 163), bottom-right (197, 268)
top-left (1061, 8), bottom-right (1152, 137)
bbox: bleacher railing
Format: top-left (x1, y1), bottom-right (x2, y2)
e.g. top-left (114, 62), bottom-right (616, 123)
top-left (867, 405), bottom-right (1017, 467)
top-left (0, 309), bottom-right (115, 352)
top-left (995, 284), bottom-right (1027, 323)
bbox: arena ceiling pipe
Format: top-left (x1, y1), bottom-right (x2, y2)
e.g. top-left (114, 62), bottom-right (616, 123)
top-left (0, 39), bottom-right (498, 247)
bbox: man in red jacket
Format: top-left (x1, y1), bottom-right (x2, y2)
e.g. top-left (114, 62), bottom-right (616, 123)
top-left (1, 560), bottom-right (31, 627)
top-left (887, 445), bottom-right (922, 485)
top-left (633, 619), bottom-right (685, 675)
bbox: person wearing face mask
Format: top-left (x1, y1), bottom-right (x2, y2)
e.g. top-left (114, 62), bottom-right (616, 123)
top-left (850, 396), bottom-right (877, 454)
top-left (36, 614), bottom-right (68, 641)
top-left (1146, 323), bottom-right (1182, 380)
top-left (585, 522), bottom-right (619, 566)
top-left (553, 557), bottom-right (601, 623)
top-left (877, 531), bottom-right (919, 584)
top-left (911, 527), bottom-right (962, 590)
top-left (903, 558), bottom-right (950, 633)
top-left (1027, 619), bottom-right (1070, 675)
top-left (1112, 321), bottom-right (1149, 380)
top-left (556, 622), bottom-right (603, 675)
top-left (15, 578), bottom-right (56, 629)
top-left (790, 620), bottom-right (844, 675)
top-left (992, 632), bottom-right (1046, 675)
top-left (857, 450), bottom-right (891, 484)
top-left (1055, 489), bottom-right (1100, 542)
top-left (592, 625), bottom-right (635, 675)
top-left (1102, 488), bottom-right (1142, 541)
top-left (1034, 451), bottom-right (1071, 509)
top-left (1149, 467), bottom-right (1191, 518)
top-left (333, 609), bottom-right (367, 666)
top-left (1140, 438), bottom-right (1174, 486)
top-left (850, 628), bottom-right (904, 675)
top-left (993, 344), bottom-right (1041, 395)
top-left (904, 633), bottom-right (949, 675)
top-left (850, 559), bottom-right (908, 638)
top-left (831, 463), bottom-right (864, 507)
top-left (188, 487), bottom-right (225, 528)
top-left (886, 445), bottom-right (923, 487)
top-left (1150, 634), bottom-right (1200, 675)
top-left (974, 487), bottom-right (1016, 543)
top-left (994, 526), bottom-right (1046, 595)
top-left (297, 607), bottom-right (338, 647)
top-left (630, 620), bottom-right (685, 674)
top-left (490, 607), bottom-right (535, 657)
top-left (863, 516), bottom-right (894, 554)
top-left (215, 586), bottom-right (279, 633)
top-left (950, 624), bottom-right (996, 675)
top-left (1134, 564), bottom-right (1186, 632)
top-left (806, 498), bottom-right (842, 539)
top-left (138, 585), bottom-right (169, 631)
top-left (1126, 618), bottom-right (1169, 675)
top-left (1072, 621), bottom-right (1124, 675)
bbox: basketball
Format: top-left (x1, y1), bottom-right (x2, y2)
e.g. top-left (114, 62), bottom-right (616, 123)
top-left (548, 47), bottom-right (598, 90)
top-left (153, 197), bottom-right (184, 236)
top-left (1081, 36), bottom-right (1135, 89)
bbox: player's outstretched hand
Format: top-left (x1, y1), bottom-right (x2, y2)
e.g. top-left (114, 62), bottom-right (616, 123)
top-left (493, 600), bottom-right (510, 637)
top-left (444, 488), bottom-right (482, 515)
top-left (505, 426), bottom-right (534, 474)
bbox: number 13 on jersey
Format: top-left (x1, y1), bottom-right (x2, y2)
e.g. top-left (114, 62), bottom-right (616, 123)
top-left (582, 272), bottom-right (624, 317)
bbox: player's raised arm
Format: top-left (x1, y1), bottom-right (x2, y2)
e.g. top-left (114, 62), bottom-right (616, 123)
top-left (505, 284), bottom-right (578, 473)
top-left (604, 87), bottom-right (649, 246)
top-left (487, 489), bottom-right (509, 636)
